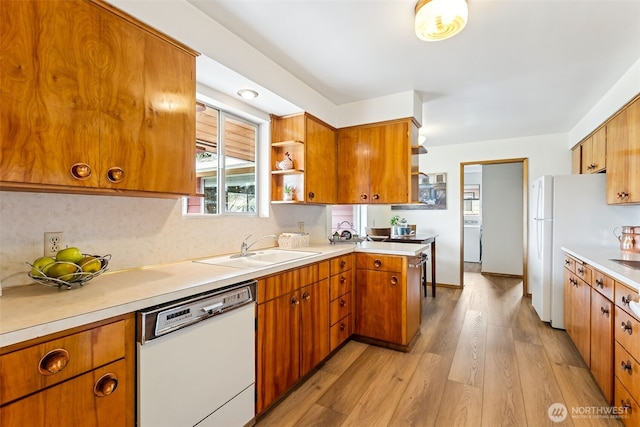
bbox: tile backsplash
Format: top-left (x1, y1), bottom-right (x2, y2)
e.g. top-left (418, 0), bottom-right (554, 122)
top-left (0, 191), bottom-right (328, 289)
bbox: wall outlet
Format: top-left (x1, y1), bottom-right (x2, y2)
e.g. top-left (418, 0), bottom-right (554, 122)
top-left (44, 232), bottom-right (64, 257)
top-left (297, 221), bottom-right (304, 233)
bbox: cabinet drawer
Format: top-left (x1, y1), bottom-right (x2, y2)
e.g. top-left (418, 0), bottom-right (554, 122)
top-left (330, 254), bottom-right (353, 275)
top-left (356, 253), bottom-right (403, 272)
top-left (575, 262), bottom-right (592, 285)
top-left (616, 306), bottom-right (640, 361)
top-left (1, 359), bottom-right (127, 427)
top-left (616, 341), bottom-right (640, 401)
top-left (330, 292), bottom-right (351, 325)
top-left (330, 271), bottom-right (353, 300)
top-left (615, 377), bottom-right (640, 427)
top-left (563, 255), bottom-right (576, 273)
top-left (0, 320), bottom-right (126, 405)
top-left (615, 281), bottom-right (640, 319)
top-left (330, 314), bottom-right (352, 352)
top-left (592, 269), bottom-right (615, 301)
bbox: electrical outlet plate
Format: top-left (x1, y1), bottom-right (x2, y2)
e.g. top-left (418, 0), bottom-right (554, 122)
top-left (44, 232), bottom-right (64, 257)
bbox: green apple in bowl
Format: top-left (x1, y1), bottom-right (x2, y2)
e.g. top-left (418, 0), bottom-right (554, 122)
top-left (47, 263), bottom-right (80, 282)
top-left (79, 256), bottom-right (101, 273)
top-left (30, 257), bottom-right (55, 277)
top-left (56, 247), bottom-right (84, 264)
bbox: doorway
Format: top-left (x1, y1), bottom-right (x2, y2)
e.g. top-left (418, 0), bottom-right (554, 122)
top-left (459, 158), bottom-right (529, 296)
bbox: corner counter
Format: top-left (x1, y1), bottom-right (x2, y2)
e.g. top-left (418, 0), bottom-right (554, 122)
top-left (1, 241), bottom-right (432, 348)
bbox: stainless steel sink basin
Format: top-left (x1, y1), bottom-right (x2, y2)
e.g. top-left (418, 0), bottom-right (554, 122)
top-left (195, 249), bottom-right (320, 269)
top-left (609, 259), bottom-right (640, 270)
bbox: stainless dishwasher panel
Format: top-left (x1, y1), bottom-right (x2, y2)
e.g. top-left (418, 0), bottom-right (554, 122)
top-left (137, 281), bottom-right (256, 427)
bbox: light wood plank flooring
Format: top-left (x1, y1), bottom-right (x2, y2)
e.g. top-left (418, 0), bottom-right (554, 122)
top-left (256, 271), bottom-right (623, 427)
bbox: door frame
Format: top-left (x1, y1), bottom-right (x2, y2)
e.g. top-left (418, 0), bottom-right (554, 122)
top-left (459, 158), bottom-right (529, 296)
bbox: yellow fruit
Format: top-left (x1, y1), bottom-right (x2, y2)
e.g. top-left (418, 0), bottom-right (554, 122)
top-left (79, 256), bottom-right (101, 273)
top-left (56, 247), bottom-right (83, 264)
top-left (31, 257), bottom-right (55, 277)
top-left (47, 263), bottom-right (80, 282)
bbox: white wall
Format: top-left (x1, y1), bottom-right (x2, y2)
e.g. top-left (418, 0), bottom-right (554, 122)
top-left (570, 57), bottom-right (640, 145)
top-left (481, 162), bottom-right (523, 276)
top-left (374, 133), bottom-right (570, 286)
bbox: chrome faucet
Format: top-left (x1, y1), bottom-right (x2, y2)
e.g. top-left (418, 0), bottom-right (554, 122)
top-left (238, 234), bottom-right (277, 257)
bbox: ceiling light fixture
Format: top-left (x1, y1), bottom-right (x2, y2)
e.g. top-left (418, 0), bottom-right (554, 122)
top-left (237, 89), bottom-right (259, 100)
top-left (415, 0), bottom-right (468, 41)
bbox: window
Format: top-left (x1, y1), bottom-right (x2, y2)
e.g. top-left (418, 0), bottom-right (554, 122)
top-left (185, 103), bottom-right (257, 215)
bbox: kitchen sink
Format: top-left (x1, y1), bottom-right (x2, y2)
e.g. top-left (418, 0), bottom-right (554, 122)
top-left (195, 249), bottom-right (320, 269)
top-left (609, 259), bottom-right (640, 270)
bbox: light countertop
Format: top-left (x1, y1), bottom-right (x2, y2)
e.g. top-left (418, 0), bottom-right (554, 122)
top-left (561, 246), bottom-right (640, 292)
top-left (0, 240), bottom-right (433, 348)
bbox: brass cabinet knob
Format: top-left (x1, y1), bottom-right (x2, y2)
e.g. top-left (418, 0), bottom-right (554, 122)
top-left (621, 399), bottom-right (633, 413)
top-left (373, 259), bottom-right (382, 268)
top-left (600, 306), bottom-right (609, 317)
top-left (340, 260), bottom-right (346, 269)
top-left (390, 276), bottom-right (398, 286)
top-left (70, 163), bottom-right (92, 180)
top-left (372, 193), bottom-right (380, 200)
top-left (621, 321), bottom-right (633, 334)
top-left (621, 360), bottom-right (633, 373)
top-left (38, 348), bottom-right (70, 375)
top-left (94, 373), bottom-right (118, 397)
top-left (308, 191), bottom-right (315, 199)
top-left (339, 299), bottom-right (346, 307)
top-left (339, 323), bottom-right (346, 331)
top-left (106, 167), bottom-right (125, 183)
top-left (340, 276), bottom-right (346, 284)
top-left (291, 296), bottom-right (300, 306)
top-left (360, 194), bottom-right (368, 200)
top-left (302, 292), bottom-right (310, 301)
top-left (621, 295), bottom-right (632, 306)
top-left (595, 279), bottom-right (604, 288)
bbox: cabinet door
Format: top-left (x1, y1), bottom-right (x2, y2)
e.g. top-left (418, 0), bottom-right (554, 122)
top-left (1, 360), bottom-right (128, 427)
top-left (591, 127), bottom-right (606, 173)
top-left (564, 270), bottom-right (591, 365)
top-left (100, 13), bottom-right (195, 194)
top-left (299, 279), bottom-right (330, 377)
top-left (337, 127), bottom-right (370, 203)
top-left (590, 289), bottom-right (613, 403)
top-left (305, 117), bottom-right (336, 203)
top-left (607, 97), bottom-right (640, 204)
top-left (256, 292), bottom-right (300, 413)
top-left (0, 0), bottom-right (101, 187)
top-left (369, 121), bottom-right (410, 204)
top-left (571, 145), bottom-right (582, 174)
top-left (355, 269), bottom-right (402, 343)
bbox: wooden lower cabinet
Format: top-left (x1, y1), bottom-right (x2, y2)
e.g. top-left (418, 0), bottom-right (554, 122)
top-left (329, 254), bottom-right (354, 351)
top-left (563, 267), bottom-right (591, 365)
top-left (355, 253), bottom-right (421, 348)
top-left (0, 314), bottom-right (135, 427)
top-left (590, 288), bottom-right (614, 403)
top-left (256, 262), bottom-right (330, 414)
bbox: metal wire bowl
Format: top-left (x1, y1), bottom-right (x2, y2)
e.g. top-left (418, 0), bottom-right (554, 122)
top-left (26, 254), bottom-right (111, 290)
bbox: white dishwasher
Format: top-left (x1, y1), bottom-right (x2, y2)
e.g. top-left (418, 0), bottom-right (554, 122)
top-left (137, 280), bottom-right (256, 427)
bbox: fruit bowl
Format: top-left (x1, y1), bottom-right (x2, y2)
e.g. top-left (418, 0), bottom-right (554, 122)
top-left (26, 254), bottom-right (111, 289)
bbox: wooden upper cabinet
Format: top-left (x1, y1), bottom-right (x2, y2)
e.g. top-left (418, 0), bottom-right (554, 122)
top-left (100, 11), bottom-right (196, 194)
top-left (571, 145), bottom-right (582, 174)
top-left (270, 113), bottom-right (336, 204)
top-left (581, 127), bottom-right (606, 174)
top-left (337, 118), bottom-right (416, 204)
top-left (0, 0), bottom-right (102, 188)
top-left (606, 96), bottom-right (640, 204)
top-left (0, 0), bottom-right (197, 197)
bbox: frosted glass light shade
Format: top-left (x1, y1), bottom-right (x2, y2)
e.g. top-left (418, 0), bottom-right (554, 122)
top-left (415, 0), bottom-right (468, 41)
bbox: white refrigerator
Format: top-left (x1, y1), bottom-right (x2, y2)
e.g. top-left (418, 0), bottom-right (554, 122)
top-left (529, 173), bottom-right (639, 329)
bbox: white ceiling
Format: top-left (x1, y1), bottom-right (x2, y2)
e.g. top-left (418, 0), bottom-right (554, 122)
top-left (187, 0), bottom-right (640, 146)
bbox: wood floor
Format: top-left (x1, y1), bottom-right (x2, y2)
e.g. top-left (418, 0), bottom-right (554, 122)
top-left (255, 270), bottom-right (624, 427)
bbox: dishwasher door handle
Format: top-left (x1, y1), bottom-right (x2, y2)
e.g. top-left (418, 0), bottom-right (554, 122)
top-left (202, 302), bottom-right (224, 314)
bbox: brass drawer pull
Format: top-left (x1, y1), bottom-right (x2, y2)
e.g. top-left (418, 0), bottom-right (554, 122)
top-left (94, 373), bottom-right (118, 397)
top-left (621, 399), bottom-right (633, 413)
top-left (600, 306), bottom-right (609, 317)
top-left (595, 278), bottom-right (604, 288)
top-left (339, 299), bottom-right (346, 307)
top-left (564, 259), bottom-right (570, 266)
top-left (70, 163), bottom-right (92, 180)
top-left (339, 322), bottom-right (346, 331)
top-left (340, 260), bottom-right (346, 269)
top-left (577, 267), bottom-right (584, 274)
top-left (38, 348), bottom-right (70, 375)
top-left (373, 259), bottom-right (382, 268)
top-left (302, 292), bottom-right (311, 301)
top-left (291, 296), bottom-right (300, 307)
top-left (621, 321), bottom-right (633, 334)
top-left (360, 194), bottom-right (368, 200)
top-left (308, 191), bottom-right (315, 199)
top-left (390, 276), bottom-right (398, 286)
top-left (340, 276), bottom-right (346, 284)
top-left (106, 167), bottom-right (125, 183)
top-left (621, 360), bottom-right (633, 373)
top-left (622, 295), bottom-right (632, 306)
